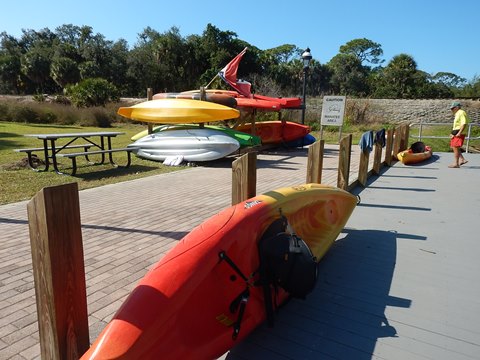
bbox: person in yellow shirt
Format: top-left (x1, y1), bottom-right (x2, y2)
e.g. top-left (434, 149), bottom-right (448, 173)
top-left (448, 101), bottom-right (469, 168)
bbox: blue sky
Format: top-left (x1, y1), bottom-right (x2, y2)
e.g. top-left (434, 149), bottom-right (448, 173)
top-left (1, 0), bottom-right (478, 81)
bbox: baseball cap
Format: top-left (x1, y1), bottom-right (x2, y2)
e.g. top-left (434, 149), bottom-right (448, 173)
top-left (450, 101), bottom-right (461, 109)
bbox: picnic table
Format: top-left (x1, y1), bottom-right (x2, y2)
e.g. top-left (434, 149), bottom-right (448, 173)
top-left (16, 131), bottom-right (136, 175)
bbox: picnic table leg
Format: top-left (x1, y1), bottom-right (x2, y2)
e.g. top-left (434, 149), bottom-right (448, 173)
top-left (49, 139), bottom-right (64, 174)
top-left (107, 137), bottom-right (115, 165)
top-left (110, 150), bottom-right (133, 168)
top-left (100, 136), bottom-right (106, 164)
top-left (41, 139), bottom-right (50, 171)
top-left (26, 139), bottom-right (50, 172)
top-left (69, 158), bottom-right (78, 176)
top-left (84, 137), bottom-right (107, 165)
top-left (25, 150), bottom-right (48, 172)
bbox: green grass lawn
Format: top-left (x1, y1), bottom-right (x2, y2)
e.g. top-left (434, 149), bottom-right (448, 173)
top-left (0, 120), bottom-right (459, 205)
top-left (0, 121), bottom-right (184, 205)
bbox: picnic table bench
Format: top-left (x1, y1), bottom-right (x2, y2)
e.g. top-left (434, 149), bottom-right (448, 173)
top-left (15, 131), bottom-right (136, 175)
top-left (57, 147), bottom-right (135, 176)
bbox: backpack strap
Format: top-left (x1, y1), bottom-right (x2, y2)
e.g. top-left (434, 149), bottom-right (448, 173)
top-left (257, 216), bottom-right (288, 327)
top-left (218, 251), bottom-right (252, 339)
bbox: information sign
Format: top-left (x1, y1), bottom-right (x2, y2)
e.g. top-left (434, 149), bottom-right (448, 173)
top-left (320, 96), bottom-right (346, 126)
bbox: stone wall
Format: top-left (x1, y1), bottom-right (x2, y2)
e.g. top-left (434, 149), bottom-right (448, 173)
top-left (305, 98), bottom-right (480, 125)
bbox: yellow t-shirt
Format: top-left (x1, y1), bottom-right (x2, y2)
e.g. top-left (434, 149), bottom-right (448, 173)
top-left (453, 109), bottom-right (469, 130)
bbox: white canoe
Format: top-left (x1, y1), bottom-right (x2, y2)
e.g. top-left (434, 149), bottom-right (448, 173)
top-left (128, 128), bottom-right (240, 162)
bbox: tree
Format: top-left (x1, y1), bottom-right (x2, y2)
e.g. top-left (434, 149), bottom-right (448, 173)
top-left (339, 38), bottom-right (384, 67)
top-left (0, 23), bottom-right (476, 99)
top-left (327, 54), bottom-right (369, 96)
top-left (50, 56), bottom-right (80, 88)
top-left (21, 46), bottom-right (53, 92)
top-left (17, 28), bottom-right (60, 93)
top-left (0, 33), bottom-right (23, 93)
top-left (431, 72), bottom-right (467, 89)
top-left (308, 61), bottom-right (331, 96)
top-left (109, 39), bottom-right (130, 94)
top-left (457, 75), bottom-right (480, 97)
top-left (373, 54), bottom-right (419, 98)
top-left (415, 71), bottom-right (453, 98)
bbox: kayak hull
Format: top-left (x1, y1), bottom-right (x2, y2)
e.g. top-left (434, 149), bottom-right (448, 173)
top-left (180, 89), bottom-right (302, 110)
top-left (397, 146), bottom-right (432, 164)
top-left (236, 121), bottom-right (310, 144)
top-left (152, 92), bottom-right (237, 108)
top-left (81, 184), bottom-right (357, 360)
top-left (131, 124), bottom-right (261, 147)
top-left (128, 128), bottom-right (240, 162)
top-left (118, 99), bottom-right (240, 124)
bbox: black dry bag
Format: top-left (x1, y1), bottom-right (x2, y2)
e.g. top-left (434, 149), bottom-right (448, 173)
top-left (259, 217), bottom-right (318, 299)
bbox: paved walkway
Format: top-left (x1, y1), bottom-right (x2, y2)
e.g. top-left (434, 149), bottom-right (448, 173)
top-left (1, 146), bottom-right (479, 359)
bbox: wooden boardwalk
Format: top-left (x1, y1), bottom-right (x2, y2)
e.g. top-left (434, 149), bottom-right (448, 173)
top-left (226, 151), bottom-right (480, 360)
top-left (1, 145), bottom-right (479, 359)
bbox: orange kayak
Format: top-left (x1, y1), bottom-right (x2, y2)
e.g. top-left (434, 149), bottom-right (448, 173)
top-left (236, 121), bottom-right (310, 144)
top-left (397, 142), bottom-right (432, 164)
top-left (80, 184), bottom-right (357, 360)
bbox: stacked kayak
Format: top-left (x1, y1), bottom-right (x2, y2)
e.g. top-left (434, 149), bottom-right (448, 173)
top-left (117, 99), bottom-right (240, 124)
top-left (152, 92), bottom-right (237, 108)
top-left (284, 133), bottom-right (317, 148)
top-left (131, 124), bottom-right (261, 147)
top-left (236, 121), bottom-right (311, 144)
top-left (180, 89), bottom-right (302, 111)
top-left (127, 128), bottom-right (240, 162)
top-left (119, 99), bottom-right (244, 163)
top-left (118, 91), bottom-right (312, 164)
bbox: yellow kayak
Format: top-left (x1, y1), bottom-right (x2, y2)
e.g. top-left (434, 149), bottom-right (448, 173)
top-left (117, 99), bottom-right (240, 124)
top-left (397, 142), bottom-right (432, 165)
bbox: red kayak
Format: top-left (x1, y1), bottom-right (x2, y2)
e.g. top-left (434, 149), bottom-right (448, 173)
top-left (153, 92), bottom-right (237, 108)
top-left (236, 121), bottom-right (311, 144)
top-left (180, 89), bottom-right (301, 111)
top-left (81, 184), bottom-right (357, 360)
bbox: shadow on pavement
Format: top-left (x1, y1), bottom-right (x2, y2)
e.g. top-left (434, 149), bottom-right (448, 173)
top-left (227, 228), bottom-right (413, 359)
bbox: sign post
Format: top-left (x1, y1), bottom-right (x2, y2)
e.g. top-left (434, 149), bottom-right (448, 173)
top-left (320, 96), bottom-right (346, 142)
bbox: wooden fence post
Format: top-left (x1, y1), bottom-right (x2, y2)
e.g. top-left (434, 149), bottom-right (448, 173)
top-left (372, 142), bottom-right (383, 175)
top-left (401, 123), bottom-right (410, 150)
top-left (147, 88), bottom-right (153, 134)
top-left (392, 126), bottom-right (403, 161)
top-left (337, 134), bottom-right (352, 190)
top-left (357, 149), bottom-right (369, 187)
top-left (306, 139), bottom-right (324, 184)
top-left (385, 128), bottom-right (395, 166)
top-left (232, 152), bottom-right (257, 205)
top-left (27, 183), bottom-right (89, 360)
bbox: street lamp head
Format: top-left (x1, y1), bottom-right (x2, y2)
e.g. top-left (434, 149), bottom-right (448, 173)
top-left (302, 47), bottom-right (312, 69)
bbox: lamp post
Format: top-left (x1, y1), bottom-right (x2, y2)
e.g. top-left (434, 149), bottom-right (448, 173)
top-left (301, 47), bottom-right (312, 125)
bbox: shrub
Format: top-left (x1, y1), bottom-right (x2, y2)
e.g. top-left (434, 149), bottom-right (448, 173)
top-left (10, 106), bottom-right (40, 123)
top-left (0, 103), bottom-right (10, 121)
top-left (65, 78), bottom-right (120, 107)
top-left (78, 108), bottom-right (112, 127)
top-left (38, 110), bottom-right (57, 124)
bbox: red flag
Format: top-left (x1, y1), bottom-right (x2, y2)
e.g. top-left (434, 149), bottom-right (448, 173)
top-left (218, 47), bottom-right (252, 97)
